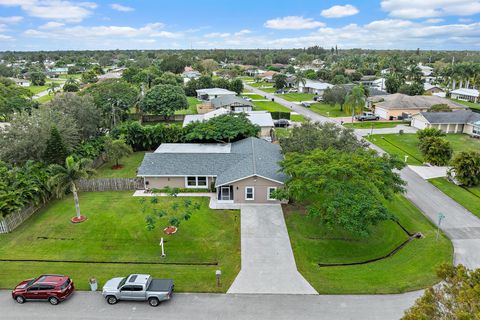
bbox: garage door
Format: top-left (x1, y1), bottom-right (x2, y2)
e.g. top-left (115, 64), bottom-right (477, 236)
top-left (375, 107), bottom-right (388, 120)
top-left (412, 118), bottom-right (428, 130)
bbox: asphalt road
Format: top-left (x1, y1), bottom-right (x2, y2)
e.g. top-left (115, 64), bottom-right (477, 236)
top-left (0, 290), bottom-right (422, 320)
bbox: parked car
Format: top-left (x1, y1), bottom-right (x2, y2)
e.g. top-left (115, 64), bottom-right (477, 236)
top-left (313, 95), bottom-right (322, 101)
top-left (301, 102), bottom-right (311, 108)
top-left (274, 119), bottom-right (291, 128)
top-left (242, 96), bottom-right (253, 102)
top-left (12, 275), bottom-right (75, 305)
top-left (355, 112), bottom-right (380, 121)
top-left (275, 89), bottom-right (285, 94)
top-left (102, 274), bottom-right (174, 307)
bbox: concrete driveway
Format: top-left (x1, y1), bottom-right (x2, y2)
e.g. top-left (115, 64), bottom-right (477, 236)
top-left (227, 205), bottom-right (317, 294)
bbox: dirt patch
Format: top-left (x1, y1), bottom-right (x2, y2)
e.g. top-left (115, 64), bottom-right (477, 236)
top-left (111, 164), bottom-right (124, 170)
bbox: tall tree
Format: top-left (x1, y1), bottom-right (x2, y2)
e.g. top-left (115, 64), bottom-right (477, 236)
top-left (450, 151), bottom-right (480, 187)
top-left (43, 126), bottom-right (69, 165)
top-left (104, 137), bottom-right (133, 168)
top-left (141, 84), bottom-right (188, 117)
top-left (48, 156), bottom-right (95, 221)
top-left (228, 79), bottom-right (244, 94)
top-left (344, 85), bottom-right (365, 121)
top-left (273, 74), bottom-right (287, 90)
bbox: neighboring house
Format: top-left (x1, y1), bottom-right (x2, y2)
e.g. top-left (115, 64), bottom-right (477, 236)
top-left (424, 83), bottom-right (445, 97)
top-left (183, 109), bottom-right (274, 139)
top-left (182, 70), bottom-right (201, 84)
top-left (411, 110), bottom-right (480, 137)
top-left (48, 67), bottom-right (68, 74)
top-left (418, 64), bottom-right (433, 77)
top-left (97, 69), bottom-right (125, 81)
top-left (137, 137), bottom-right (286, 204)
top-left (450, 88), bottom-right (479, 103)
top-left (371, 78), bottom-right (386, 91)
top-left (9, 78), bottom-right (30, 87)
top-left (196, 88), bottom-right (236, 101)
top-left (256, 71), bottom-right (278, 82)
top-left (245, 69), bottom-right (267, 77)
top-left (297, 79), bottom-right (333, 95)
top-left (368, 93), bottom-right (466, 119)
top-left (211, 95), bottom-right (253, 112)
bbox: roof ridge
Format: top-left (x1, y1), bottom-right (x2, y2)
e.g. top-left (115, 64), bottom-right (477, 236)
top-left (251, 138), bottom-right (257, 175)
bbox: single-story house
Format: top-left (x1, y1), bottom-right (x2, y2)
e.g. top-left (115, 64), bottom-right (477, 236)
top-left (137, 137), bottom-right (286, 204)
top-left (182, 70), bottom-right (201, 83)
top-left (9, 78), bottom-right (30, 87)
top-left (372, 78), bottom-right (386, 91)
top-left (424, 83), bottom-right (445, 95)
top-left (211, 95), bottom-right (253, 112)
top-left (368, 93), bottom-right (467, 119)
top-left (256, 71), bottom-right (278, 82)
top-left (450, 88), bottom-right (479, 103)
top-left (297, 79), bottom-right (333, 95)
top-left (411, 110), bottom-right (480, 137)
top-left (196, 88), bottom-right (236, 101)
top-left (418, 64), bottom-right (433, 77)
top-left (183, 109), bottom-right (274, 140)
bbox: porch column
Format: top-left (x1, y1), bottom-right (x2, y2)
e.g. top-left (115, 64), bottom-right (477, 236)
top-left (455, 123), bottom-right (459, 133)
top-left (446, 123), bottom-right (450, 133)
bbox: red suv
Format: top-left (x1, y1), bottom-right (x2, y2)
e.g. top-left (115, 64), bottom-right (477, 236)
top-left (12, 275), bottom-right (75, 305)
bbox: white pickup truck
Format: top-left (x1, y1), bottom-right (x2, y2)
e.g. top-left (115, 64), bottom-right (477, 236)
top-left (102, 274), bottom-right (174, 307)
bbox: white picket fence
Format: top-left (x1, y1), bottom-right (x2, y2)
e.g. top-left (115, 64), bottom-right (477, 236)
top-left (0, 204), bottom-right (40, 234)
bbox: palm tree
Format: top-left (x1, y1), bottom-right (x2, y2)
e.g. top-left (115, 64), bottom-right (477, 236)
top-left (345, 85), bottom-right (366, 123)
top-left (293, 71), bottom-right (307, 91)
top-left (48, 156), bottom-right (95, 222)
top-left (48, 82), bottom-right (59, 96)
top-left (65, 77), bottom-right (77, 85)
top-left (406, 65), bottom-right (422, 82)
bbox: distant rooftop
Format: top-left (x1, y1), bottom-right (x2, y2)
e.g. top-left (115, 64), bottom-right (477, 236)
top-left (154, 143), bottom-right (231, 154)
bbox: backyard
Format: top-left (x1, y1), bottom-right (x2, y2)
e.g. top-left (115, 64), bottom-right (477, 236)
top-left (310, 103), bottom-right (351, 117)
top-left (451, 99), bottom-right (480, 111)
top-left (367, 133), bottom-right (480, 165)
top-left (430, 178), bottom-right (480, 219)
top-left (95, 152), bottom-right (146, 178)
top-left (285, 195), bottom-right (453, 294)
top-left (0, 192), bottom-right (241, 293)
top-left (175, 97), bottom-right (199, 115)
top-left (253, 101), bottom-right (291, 113)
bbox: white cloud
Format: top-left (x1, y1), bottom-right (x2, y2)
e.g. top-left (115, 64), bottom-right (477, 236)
top-left (39, 21), bottom-right (65, 29)
top-left (381, 0), bottom-right (480, 18)
top-left (321, 4), bottom-right (359, 18)
top-left (110, 3), bottom-right (134, 12)
top-left (0, 0), bottom-right (97, 22)
top-left (425, 18), bottom-right (444, 23)
top-left (264, 16), bottom-right (325, 30)
top-left (235, 29), bottom-right (251, 36)
top-left (204, 32), bottom-right (230, 38)
top-left (459, 18), bottom-right (473, 23)
top-left (0, 16), bottom-right (23, 24)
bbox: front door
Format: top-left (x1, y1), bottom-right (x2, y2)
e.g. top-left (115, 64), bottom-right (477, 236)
top-left (221, 186), bottom-right (231, 201)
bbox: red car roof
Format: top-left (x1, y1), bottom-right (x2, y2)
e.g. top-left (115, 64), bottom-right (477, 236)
top-left (35, 275), bottom-right (69, 285)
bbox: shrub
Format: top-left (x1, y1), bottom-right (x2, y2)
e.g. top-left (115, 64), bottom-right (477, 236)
top-left (419, 137), bottom-right (453, 166)
top-left (417, 127), bottom-right (445, 140)
top-left (450, 151), bottom-right (480, 187)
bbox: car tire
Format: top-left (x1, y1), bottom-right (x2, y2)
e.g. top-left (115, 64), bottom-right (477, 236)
top-left (106, 296), bottom-right (118, 305)
top-left (15, 296), bottom-right (25, 304)
top-left (148, 297), bottom-right (160, 307)
top-left (376, 117), bottom-right (379, 120)
top-left (48, 297), bottom-right (59, 305)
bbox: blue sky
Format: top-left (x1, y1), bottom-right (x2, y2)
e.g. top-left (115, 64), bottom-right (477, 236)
top-left (0, 0), bottom-right (479, 51)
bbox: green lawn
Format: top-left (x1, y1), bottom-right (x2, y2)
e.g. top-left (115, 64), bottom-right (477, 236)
top-left (274, 128), bottom-right (290, 139)
top-left (344, 121), bottom-right (403, 129)
top-left (253, 101), bottom-right (291, 113)
top-left (175, 97), bottom-right (198, 115)
top-left (290, 114), bottom-right (305, 122)
top-left (29, 85), bottom-right (48, 95)
top-left (451, 99), bottom-right (480, 111)
top-left (35, 94), bottom-right (54, 104)
top-left (0, 192), bottom-right (240, 293)
top-left (285, 195), bottom-right (452, 294)
top-left (277, 93), bottom-right (315, 102)
top-left (430, 178), bottom-right (480, 219)
top-left (95, 152), bottom-right (146, 178)
top-left (310, 103), bottom-right (350, 117)
top-left (249, 82), bottom-right (273, 88)
top-left (367, 133), bottom-right (480, 165)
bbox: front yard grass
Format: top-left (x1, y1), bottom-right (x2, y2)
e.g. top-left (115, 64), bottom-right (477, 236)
top-left (253, 101), bottom-right (291, 113)
top-left (29, 85), bottom-right (48, 95)
top-left (276, 93), bottom-right (315, 102)
top-left (175, 97), bottom-right (198, 115)
top-left (430, 178), bottom-right (480, 219)
top-left (285, 194), bottom-right (453, 294)
top-left (95, 152), bottom-right (146, 178)
top-left (367, 133), bottom-right (480, 165)
top-left (242, 93), bottom-right (267, 100)
top-left (310, 103), bottom-right (350, 117)
top-left (0, 192), bottom-right (240, 293)
top-left (343, 121), bottom-right (404, 129)
top-left (451, 99), bottom-right (480, 111)
top-left (290, 114), bottom-right (305, 122)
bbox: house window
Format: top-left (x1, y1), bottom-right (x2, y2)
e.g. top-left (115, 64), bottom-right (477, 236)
top-left (186, 176), bottom-right (208, 188)
top-left (267, 187), bottom-right (277, 200)
top-left (245, 187), bottom-right (254, 200)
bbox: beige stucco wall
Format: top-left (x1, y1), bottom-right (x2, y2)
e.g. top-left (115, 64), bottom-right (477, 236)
top-left (230, 176), bottom-right (283, 204)
top-left (382, 108), bottom-right (426, 118)
top-left (260, 126), bottom-right (273, 138)
top-left (144, 176), bottom-right (211, 190)
top-left (463, 124), bottom-right (474, 135)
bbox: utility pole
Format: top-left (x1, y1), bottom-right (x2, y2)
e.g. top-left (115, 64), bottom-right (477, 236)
top-left (436, 213), bottom-right (446, 241)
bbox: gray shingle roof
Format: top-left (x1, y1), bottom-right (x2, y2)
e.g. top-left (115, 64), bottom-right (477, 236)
top-left (420, 110), bottom-right (480, 124)
top-left (371, 93), bottom-right (466, 110)
top-left (138, 137), bottom-right (286, 187)
top-left (211, 95), bottom-right (253, 109)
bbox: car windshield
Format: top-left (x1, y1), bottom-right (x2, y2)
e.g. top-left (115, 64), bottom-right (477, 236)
top-left (60, 278), bottom-right (70, 290)
top-left (25, 278), bottom-right (37, 287)
top-left (117, 277), bottom-right (127, 289)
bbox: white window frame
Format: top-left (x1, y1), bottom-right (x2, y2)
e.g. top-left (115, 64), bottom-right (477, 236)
top-left (267, 187), bottom-right (277, 201)
top-left (245, 186), bottom-right (255, 201)
top-left (184, 176), bottom-right (209, 189)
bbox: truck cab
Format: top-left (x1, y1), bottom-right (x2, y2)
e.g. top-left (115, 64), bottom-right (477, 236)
top-left (102, 274), bottom-right (174, 307)
top-left (355, 112), bottom-right (380, 121)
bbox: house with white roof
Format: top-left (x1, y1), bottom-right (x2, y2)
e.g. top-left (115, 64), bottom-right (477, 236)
top-left (450, 88), bottom-right (479, 103)
top-left (9, 78), bottom-right (30, 87)
top-left (297, 79), bottom-right (333, 95)
top-left (196, 88), bottom-right (236, 101)
top-left (183, 109), bottom-right (274, 140)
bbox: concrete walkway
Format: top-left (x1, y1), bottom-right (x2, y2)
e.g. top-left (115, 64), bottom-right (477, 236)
top-left (354, 124), bottom-right (418, 136)
top-left (228, 205), bottom-right (317, 294)
top-left (408, 165), bottom-right (449, 179)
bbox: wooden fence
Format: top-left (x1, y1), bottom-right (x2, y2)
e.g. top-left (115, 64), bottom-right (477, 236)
top-left (76, 178), bottom-right (144, 192)
top-left (0, 204), bottom-right (42, 234)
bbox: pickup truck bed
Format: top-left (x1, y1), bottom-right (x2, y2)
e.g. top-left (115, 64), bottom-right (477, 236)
top-left (147, 279), bottom-right (174, 292)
